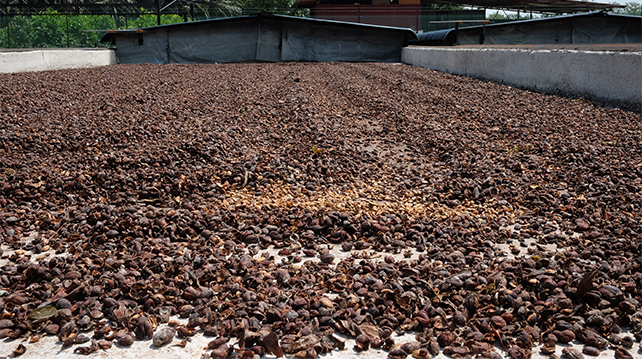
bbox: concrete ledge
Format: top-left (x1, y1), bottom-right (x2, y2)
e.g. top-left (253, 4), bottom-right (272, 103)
top-left (0, 48), bottom-right (117, 74)
top-left (402, 46), bottom-right (642, 111)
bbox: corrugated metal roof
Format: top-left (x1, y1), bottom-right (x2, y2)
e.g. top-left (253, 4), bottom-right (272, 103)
top-left (435, 0), bottom-right (622, 11)
top-left (294, 0), bottom-right (623, 13)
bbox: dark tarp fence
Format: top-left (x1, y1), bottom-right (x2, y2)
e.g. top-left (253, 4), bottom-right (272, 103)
top-left (410, 12), bottom-right (642, 46)
top-left (102, 13), bottom-right (417, 64)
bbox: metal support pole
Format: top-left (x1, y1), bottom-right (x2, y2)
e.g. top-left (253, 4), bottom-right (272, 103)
top-left (156, 0), bottom-right (161, 25)
top-left (190, 3), bottom-right (194, 21)
top-left (6, 12), bottom-right (10, 48)
top-left (530, 5), bottom-right (532, 19)
top-left (357, 5), bottom-right (361, 23)
top-left (453, 21), bottom-right (460, 45)
top-left (416, 6), bottom-right (419, 32)
top-left (66, 11), bottom-right (70, 47)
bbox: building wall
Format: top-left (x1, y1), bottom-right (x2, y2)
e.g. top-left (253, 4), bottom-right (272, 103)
top-left (313, 5), bottom-right (424, 31)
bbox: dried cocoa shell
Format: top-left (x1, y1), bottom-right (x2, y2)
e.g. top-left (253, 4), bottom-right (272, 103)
top-left (153, 327), bottom-right (176, 347)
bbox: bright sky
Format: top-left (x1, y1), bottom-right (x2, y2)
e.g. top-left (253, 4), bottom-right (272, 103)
top-left (596, 0), bottom-right (640, 8)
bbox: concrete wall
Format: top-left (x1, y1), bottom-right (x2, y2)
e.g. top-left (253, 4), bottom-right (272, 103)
top-left (0, 48), bottom-right (116, 74)
top-left (402, 46), bottom-right (642, 111)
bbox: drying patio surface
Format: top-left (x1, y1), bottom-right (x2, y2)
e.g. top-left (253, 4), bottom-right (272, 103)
top-left (0, 62), bottom-right (641, 359)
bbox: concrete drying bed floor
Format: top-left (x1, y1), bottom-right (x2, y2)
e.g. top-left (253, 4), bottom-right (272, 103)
top-left (1, 236), bottom-right (639, 359)
top-left (1, 326), bottom-right (637, 359)
top-left (1, 62), bottom-right (641, 359)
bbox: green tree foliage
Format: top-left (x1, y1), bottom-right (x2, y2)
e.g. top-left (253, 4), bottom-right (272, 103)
top-left (179, 0), bottom-right (243, 20)
top-left (0, 0), bottom-right (299, 48)
top-left (1, 14), bottom-right (69, 48)
top-left (424, 3), bottom-right (465, 10)
top-left (488, 10), bottom-right (539, 20)
top-left (239, 0), bottom-right (297, 15)
top-left (609, 1), bottom-right (642, 15)
top-left (204, 0), bottom-right (243, 18)
top-left (127, 11), bottom-right (186, 27)
top-left (0, 13), bottom-right (184, 48)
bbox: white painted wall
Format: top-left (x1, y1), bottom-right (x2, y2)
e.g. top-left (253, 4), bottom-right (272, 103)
top-left (402, 46), bottom-right (642, 111)
top-left (0, 48), bottom-right (117, 74)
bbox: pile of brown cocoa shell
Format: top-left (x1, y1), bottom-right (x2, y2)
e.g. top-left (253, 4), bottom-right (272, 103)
top-left (0, 62), bottom-right (640, 359)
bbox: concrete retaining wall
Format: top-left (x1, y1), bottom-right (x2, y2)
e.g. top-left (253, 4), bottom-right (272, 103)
top-left (402, 46), bottom-right (642, 111)
top-left (0, 48), bottom-right (116, 74)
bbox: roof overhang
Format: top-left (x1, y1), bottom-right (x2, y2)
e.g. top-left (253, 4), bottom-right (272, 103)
top-left (436, 0), bottom-right (625, 13)
top-left (293, 0), bottom-right (625, 14)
